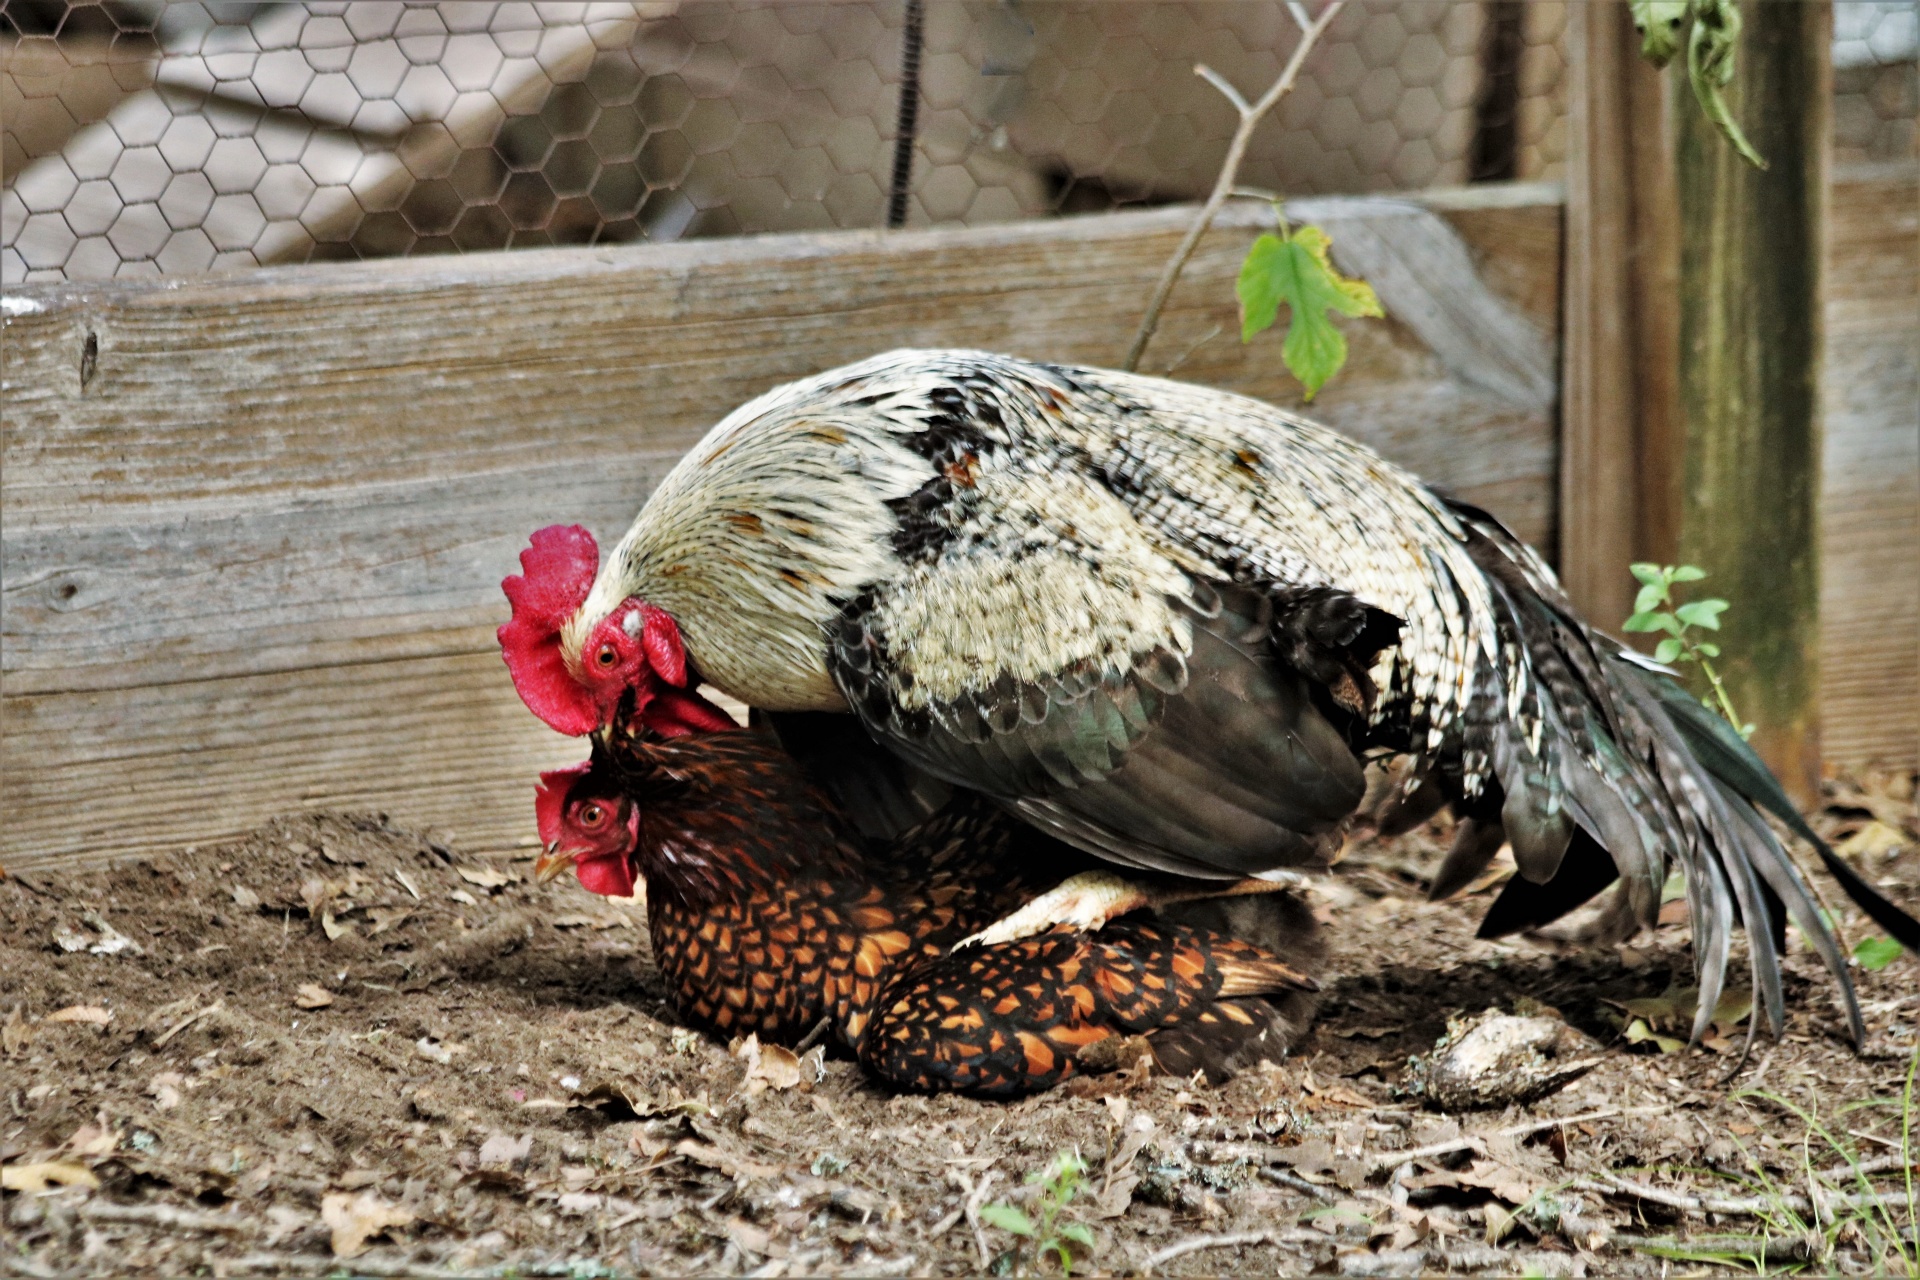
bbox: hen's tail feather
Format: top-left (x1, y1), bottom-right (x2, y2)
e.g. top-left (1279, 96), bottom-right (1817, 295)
top-left (1443, 499), bottom-right (1920, 1048)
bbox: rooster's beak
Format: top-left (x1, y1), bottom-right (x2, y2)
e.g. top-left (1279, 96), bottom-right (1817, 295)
top-left (533, 842), bottom-right (577, 885)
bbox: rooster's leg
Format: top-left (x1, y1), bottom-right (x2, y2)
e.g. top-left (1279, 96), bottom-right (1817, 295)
top-left (954, 869), bottom-right (1307, 950)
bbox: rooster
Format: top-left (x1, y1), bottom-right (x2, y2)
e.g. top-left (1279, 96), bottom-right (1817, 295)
top-left (534, 727), bottom-right (1320, 1094)
top-left (502, 348), bottom-right (1919, 1046)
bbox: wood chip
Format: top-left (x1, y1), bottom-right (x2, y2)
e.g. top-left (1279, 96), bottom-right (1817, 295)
top-left (294, 984), bottom-right (335, 1010)
top-left (45, 1004), bottom-right (113, 1024)
top-left (2, 1161), bottom-right (100, 1193)
top-left (456, 866), bottom-right (511, 889)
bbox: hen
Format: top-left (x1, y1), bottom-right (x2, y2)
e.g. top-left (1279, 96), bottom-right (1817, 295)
top-left (502, 348), bottom-right (1920, 1045)
top-left (535, 727), bottom-right (1320, 1094)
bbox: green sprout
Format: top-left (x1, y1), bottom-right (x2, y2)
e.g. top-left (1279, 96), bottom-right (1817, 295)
top-left (1623, 563), bottom-right (1750, 738)
top-left (979, 1150), bottom-right (1095, 1276)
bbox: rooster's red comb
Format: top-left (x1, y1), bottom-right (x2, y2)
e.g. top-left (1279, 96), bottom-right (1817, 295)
top-left (500, 525), bottom-right (601, 736)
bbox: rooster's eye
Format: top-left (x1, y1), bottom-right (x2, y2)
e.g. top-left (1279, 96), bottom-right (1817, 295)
top-left (577, 803), bottom-right (606, 828)
top-left (594, 644), bottom-right (619, 669)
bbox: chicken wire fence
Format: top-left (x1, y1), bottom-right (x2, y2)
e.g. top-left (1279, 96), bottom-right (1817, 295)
top-left (0, 2), bottom-right (1910, 286)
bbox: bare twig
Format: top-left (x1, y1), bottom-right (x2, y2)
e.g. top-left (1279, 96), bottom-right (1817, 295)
top-left (80, 1202), bottom-right (251, 1235)
top-left (152, 1000), bottom-right (224, 1049)
top-left (1582, 1172), bottom-right (1913, 1222)
top-left (1259, 1166), bottom-right (1339, 1202)
top-left (1122, 1), bottom-right (1345, 371)
top-left (1143, 1228), bottom-right (1319, 1272)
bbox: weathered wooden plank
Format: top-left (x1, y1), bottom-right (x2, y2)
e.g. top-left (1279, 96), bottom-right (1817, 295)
top-left (1821, 163), bottom-right (1919, 771)
top-left (1675, 2), bottom-right (1831, 802)
top-left (2, 191), bottom-right (1563, 871)
top-left (1559, 2), bottom-right (1649, 625)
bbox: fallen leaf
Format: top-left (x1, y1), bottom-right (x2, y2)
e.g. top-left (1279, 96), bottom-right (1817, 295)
top-left (734, 1033), bottom-right (808, 1094)
top-left (63, 1123), bottom-right (119, 1158)
top-left (150, 1072), bottom-right (186, 1110)
top-left (365, 907), bottom-right (413, 936)
top-left (448, 889), bottom-right (479, 907)
top-left (321, 1191), bottom-right (413, 1258)
top-left (319, 909), bottom-right (353, 941)
top-left (391, 869), bottom-right (422, 900)
top-left (45, 1005), bottom-right (113, 1025)
top-left (294, 984), bottom-right (335, 1010)
top-left (415, 1038), bottom-right (456, 1065)
top-left (3, 1005), bottom-right (33, 1056)
top-left (230, 884), bottom-right (261, 910)
top-left (456, 866), bottom-right (511, 890)
top-left (674, 1138), bottom-right (786, 1181)
top-left (80, 912), bottom-right (141, 956)
top-left (53, 925), bottom-right (93, 953)
top-left (2, 1161), bottom-right (99, 1192)
top-left (1839, 820), bottom-right (1907, 861)
top-left (300, 877), bottom-right (337, 917)
top-left (1624, 1017), bottom-right (1687, 1055)
top-left (557, 1191), bottom-right (603, 1215)
top-left (476, 1133), bottom-right (531, 1167)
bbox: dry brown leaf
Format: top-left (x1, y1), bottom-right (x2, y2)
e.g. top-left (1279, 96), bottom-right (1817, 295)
top-left (63, 1123), bottom-right (119, 1158)
top-left (300, 876), bottom-right (337, 917)
top-left (366, 907), bottom-right (413, 936)
top-left (150, 1072), bottom-right (185, 1110)
top-left (319, 909), bottom-right (353, 941)
top-left (673, 1138), bottom-right (785, 1181)
top-left (448, 889), bottom-right (479, 907)
top-left (733, 1033), bottom-right (814, 1094)
top-left (1839, 820), bottom-right (1908, 860)
top-left (294, 984), bottom-right (335, 1010)
top-left (45, 1004), bottom-right (112, 1025)
top-left (456, 866), bottom-right (511, 890)
top-left (2, 1161), bottom-right (100, 1193)
top-left (477, 1132), bottom-right (532, 1167)
top-left (321, 1191), bottom-right (413, 1258)
top-left (2, 1005), bottom-right (33, 1056)
top-left (230, 884), bottom-right (261, 910)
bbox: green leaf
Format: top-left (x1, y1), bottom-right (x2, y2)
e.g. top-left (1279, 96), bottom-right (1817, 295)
top-left (1687, 0), bottom-right (1767, 169)
top-left (1675, 599), bottom-right (1729, 630)
top-left (1854, 936), bottom-right (1905, 972)
top-left (1695, 641), bottom-right (1721, 657)
top-left (1630, 0), bottom-right (1691, 68)
top-left (1653, 637), bottom-right (1685, 664)
top-left (1237, 225), bottom-right (1383, 400)
top-left (1633, 583), bottom-right (1668, 615)
top-left (1629, 562), bottom-right (1669, 588)
top-left (1670, 564), bottom-right (1708, 582)
top-left (1059, 1223), bottom-right (1096, 1246)
top-left (1623, 611), bottom-right (1665, 633)
top-left (979, 1204), bottom-right (1034, 1236)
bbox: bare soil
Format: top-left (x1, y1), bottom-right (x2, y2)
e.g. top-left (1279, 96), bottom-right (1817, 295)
top-left (4, 770), bottom-right (1917, 1278)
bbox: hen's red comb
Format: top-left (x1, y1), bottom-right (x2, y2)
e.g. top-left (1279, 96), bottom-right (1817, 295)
top-left (534, 762), bottom-right (636, 898)
top-left (534, 761), bottom-right (592, 847)
top-left (500, 525), bottom-right (601, 736)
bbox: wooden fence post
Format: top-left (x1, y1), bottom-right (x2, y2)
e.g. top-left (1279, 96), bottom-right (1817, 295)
top-left (1675, 1), bottom-right (1832, 803)
top-left (1560, 3), bottom-right (1682, 630)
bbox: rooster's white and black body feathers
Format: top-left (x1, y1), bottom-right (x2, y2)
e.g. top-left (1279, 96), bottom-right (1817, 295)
top-left (578, 349), bottom-right (1917, 1044)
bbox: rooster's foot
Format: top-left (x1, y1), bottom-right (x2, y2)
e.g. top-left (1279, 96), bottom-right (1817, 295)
top-left (956, 870), bottom-right (1307, 950)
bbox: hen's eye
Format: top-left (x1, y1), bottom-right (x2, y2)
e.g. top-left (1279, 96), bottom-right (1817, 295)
top-left (595, 644), bottom-right (619, 669)
top-left (578, 803), bottom-right (606, 828)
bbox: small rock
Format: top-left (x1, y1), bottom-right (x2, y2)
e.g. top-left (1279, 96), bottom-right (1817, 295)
top-left (1418, 1011), bottom-right (1601, 1111)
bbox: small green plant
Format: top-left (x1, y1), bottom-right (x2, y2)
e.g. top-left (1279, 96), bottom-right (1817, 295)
top-left (979, 1150), bottom-right (1095, 1276)
top-left (1853, 935), bottom-right (1905, 973)
top-left (1237, 207), bottom-right (1383, 401)
top-left (1629, 0), bottom-right (1766, 170)
top-left (1623, 563), bottom-right (1750, 738)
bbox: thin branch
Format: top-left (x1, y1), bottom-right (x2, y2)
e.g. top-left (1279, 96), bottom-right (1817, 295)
top-left (1143, 1228), bottom-right (1319, 1272)
top-left (1122, 0), bottom-right (1345, 372)
top-left (1287, 2), bottom-right (1315, 34)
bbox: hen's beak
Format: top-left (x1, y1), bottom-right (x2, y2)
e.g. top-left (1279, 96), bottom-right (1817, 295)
top-left (533, 842), bottom-right (577, 885)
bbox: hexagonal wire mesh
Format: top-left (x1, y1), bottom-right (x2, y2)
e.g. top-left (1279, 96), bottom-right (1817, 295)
top-left (0, 2), bottom-right (1907, 285)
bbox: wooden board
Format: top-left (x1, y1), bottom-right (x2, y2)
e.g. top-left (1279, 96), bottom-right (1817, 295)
top-left (1822, 163), bottom-right (1920, 772)
top-left (2, 190), bottom-right (1563, 871)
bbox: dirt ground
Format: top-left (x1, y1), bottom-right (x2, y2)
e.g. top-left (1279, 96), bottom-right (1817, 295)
top-left (4, 769), bottom-right (1917, 1278)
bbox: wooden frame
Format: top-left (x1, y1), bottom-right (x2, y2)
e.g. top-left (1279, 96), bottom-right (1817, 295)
top-left (4, 168), bottom-right (1913, 872)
